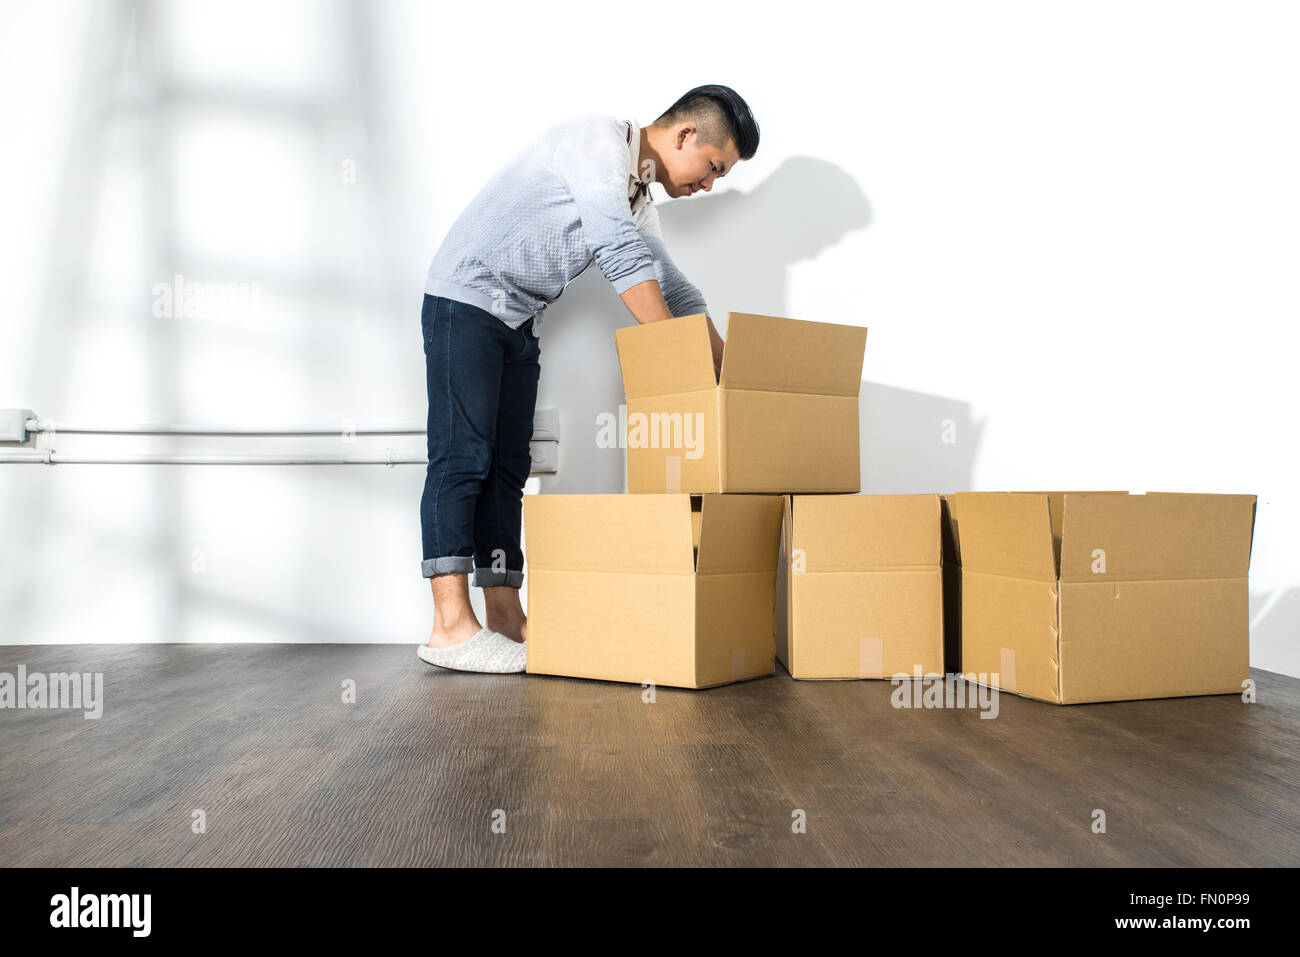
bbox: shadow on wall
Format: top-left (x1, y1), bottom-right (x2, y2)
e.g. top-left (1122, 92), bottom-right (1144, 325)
top-left (1249, 588), bottom-right (1300, 678)
top-left (534, 155), bottom-right (985, 499)
top-left (655, 156), bottom-right (873, 319)
top-left (663, 157), bottom-right (985, 498)
top-left (859, 383), bottom-right (987, 494)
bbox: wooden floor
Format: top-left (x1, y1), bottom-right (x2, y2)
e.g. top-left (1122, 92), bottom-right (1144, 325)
top-left (0, 644), bottom-right (1296, 867)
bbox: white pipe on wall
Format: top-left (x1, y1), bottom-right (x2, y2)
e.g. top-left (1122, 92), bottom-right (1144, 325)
top-left (23, 417), bottom-right (423, 437)
top-left (0, 411), bottom-right (560, 470)
top-left (0, 451), bottom-right (428, 465)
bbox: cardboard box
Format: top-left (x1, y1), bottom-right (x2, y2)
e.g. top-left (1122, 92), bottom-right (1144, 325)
top-left (615, 312), bottom-right (868, 494)
top-left (775, 494), bottom-right (945, 679)
top-left (944, 491), bottom-right (1257, 704)
top-left (523, 492), bottom-right (784, 688)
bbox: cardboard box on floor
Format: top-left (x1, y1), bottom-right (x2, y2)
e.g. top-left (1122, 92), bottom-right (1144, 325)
top-left (943, 491), bottom-right (1257, 704)
top-left (523, 492), bottom-right (784, 689)
top-left (615, 312), bottom-right (868, 494)
top-left (775, 494), bottom-right (945, 679)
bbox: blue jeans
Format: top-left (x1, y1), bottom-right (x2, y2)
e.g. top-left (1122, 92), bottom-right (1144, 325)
top-left (420, 293), bottom-right (540, 587)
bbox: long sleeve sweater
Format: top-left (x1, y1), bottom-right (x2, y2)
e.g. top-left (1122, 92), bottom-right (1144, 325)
top-left (424, 111), bottom-right (709, 331)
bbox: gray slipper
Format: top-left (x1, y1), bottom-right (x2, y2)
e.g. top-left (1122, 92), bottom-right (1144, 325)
top-left (417, 627), bottom-right (527, 674)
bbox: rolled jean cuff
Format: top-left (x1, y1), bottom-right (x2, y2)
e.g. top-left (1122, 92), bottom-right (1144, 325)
top-left (422, 556), bottom-right (475, 578)
top-left (471, 567), bottom-right (524, 588)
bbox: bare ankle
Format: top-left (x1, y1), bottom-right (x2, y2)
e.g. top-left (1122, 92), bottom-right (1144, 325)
top-left (427, 617), bottom-right (482, 647)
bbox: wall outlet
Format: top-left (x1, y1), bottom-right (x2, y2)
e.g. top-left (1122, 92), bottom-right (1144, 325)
top-left (529, 440), bottom-right (558, 474)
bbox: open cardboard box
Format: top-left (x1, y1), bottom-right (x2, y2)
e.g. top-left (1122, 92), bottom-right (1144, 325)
top-left (776, 494), bottom-right (945, 679)
top-left (615, 312), bottom-right (868, 494)
top-left (523, 492), bottom-right (784, 689)
top-left (943, 491), bottom-right (1257, 704)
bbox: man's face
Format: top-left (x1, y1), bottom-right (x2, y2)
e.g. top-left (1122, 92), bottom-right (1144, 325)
top-left (662, 125), bottom-right (740, 199)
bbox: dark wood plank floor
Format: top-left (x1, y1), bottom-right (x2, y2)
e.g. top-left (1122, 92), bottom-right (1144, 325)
top-left (1, 644), bottom-right (1296, 867)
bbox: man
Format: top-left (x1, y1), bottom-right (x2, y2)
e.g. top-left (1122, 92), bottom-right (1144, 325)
top-left (417, 85), bottom-right (760, 673)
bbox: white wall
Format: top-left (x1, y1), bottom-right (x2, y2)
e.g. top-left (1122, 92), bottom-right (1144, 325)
top-left (1, 0), bottom-right (1295, 676)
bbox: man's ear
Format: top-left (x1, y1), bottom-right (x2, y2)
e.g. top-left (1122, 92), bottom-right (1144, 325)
top-left (676, 124), bottom-right (694, 150)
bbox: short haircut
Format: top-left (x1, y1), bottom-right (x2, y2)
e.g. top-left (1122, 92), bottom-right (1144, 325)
top-left (653, 85), bottom-right (760, 161)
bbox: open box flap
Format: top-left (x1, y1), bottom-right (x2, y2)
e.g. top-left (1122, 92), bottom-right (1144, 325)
top-left (791, 494), bottom-right (941, 571)
top-left (524, 494), bottom-right (695, 574)
top-left (946, 492), bottom-right (1057, 582)
top-left (719, 312), bottom-right (866, 396)
top-left (695, 494), bottom-right (785, 574)
top-left (615, 313), bottom-right (717, 399)
top-left (1060, 492), bottom-right (1257, 582)
top-left (1023, 490), bottom-right (1129, 574)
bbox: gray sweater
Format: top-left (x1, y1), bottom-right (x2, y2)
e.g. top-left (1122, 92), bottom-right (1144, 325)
top-left (424, 112), bottom-right (709, 330)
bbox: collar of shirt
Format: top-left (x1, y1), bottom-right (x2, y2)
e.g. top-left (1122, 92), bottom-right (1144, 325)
top-left (626, 118), bottom-right (653, 214)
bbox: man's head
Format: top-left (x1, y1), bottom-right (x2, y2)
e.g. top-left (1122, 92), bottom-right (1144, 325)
top-left (646, 85), bottom-right (759, 199)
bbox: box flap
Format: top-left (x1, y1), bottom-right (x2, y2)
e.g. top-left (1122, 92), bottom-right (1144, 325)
top-left (523, 494), bottom-right (695, 574)
top-left (1060, 492), bottom-right (1257, 582)
top-left (946, 493), bottom-right (1057, 582)
top-left (790, 494), bottom-right (941, 571)
top-left (1248, 498), bottom-right (1257, 565)
top-left (615, 314), bottom-right (717, 399)
top-left (1023, 490), bottom-right (1129, 571)
top-left (695, 493), bottom-right (785, 574)
top-left (719, 312), bottom-right (866, 396)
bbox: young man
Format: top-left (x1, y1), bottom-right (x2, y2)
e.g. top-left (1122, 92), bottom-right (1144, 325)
top-left (417, 85), bottom-right (760, 673)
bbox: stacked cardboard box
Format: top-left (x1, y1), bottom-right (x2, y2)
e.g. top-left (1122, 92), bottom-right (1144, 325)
top-left (614, 313), bottom-right (867, 494)
top-left (524, 312), bottom-right (868, 688)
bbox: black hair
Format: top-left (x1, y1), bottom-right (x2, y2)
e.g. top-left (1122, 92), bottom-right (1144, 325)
top-left (653, 85), bottom-right (759, 161)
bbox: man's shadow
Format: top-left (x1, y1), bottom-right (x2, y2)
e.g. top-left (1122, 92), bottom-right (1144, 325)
top-left (530, 155), bottom-right (984, 498)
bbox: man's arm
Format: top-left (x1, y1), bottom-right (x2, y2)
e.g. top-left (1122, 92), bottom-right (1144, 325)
top-left (619, 279), bottom-right (674, 324)
top-left (636, 203), bottom-right (725, 378)
top-left (619, 280), bottom-right (723, 380)
top-left (548, 118), bottom-right (666, 325)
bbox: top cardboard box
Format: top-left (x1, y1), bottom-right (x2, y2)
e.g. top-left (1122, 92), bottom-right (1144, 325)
top-left (944, 491), bottom-right (1257, 704)
top-left (615, 312), bottom-right (868, 494)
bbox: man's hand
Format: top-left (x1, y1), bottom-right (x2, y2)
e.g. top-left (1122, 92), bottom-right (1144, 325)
top-left (620, 282), bottom-right (726, 381)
